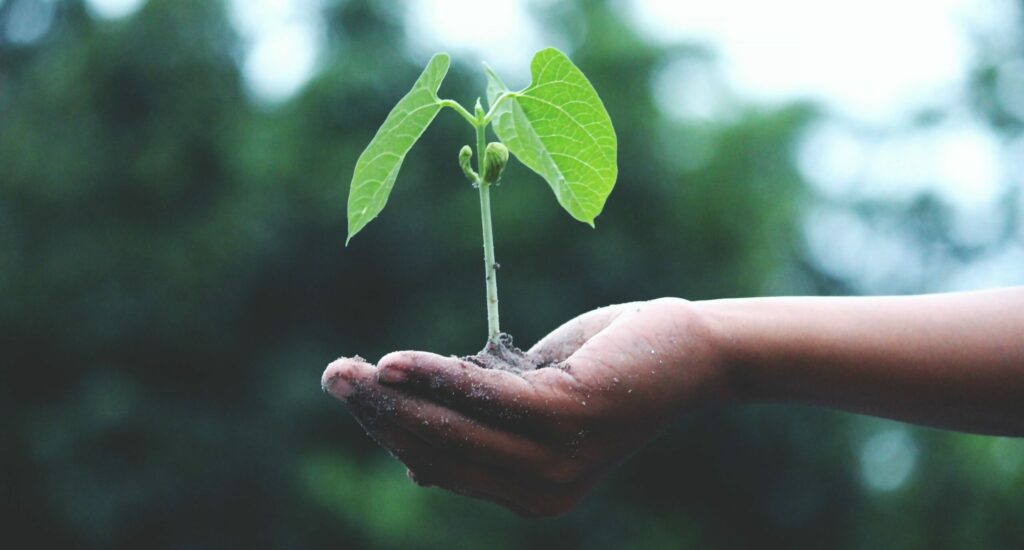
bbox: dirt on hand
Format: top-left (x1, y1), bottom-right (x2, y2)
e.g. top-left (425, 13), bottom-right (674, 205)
top-left (462, 333), bottom-right (553, 374)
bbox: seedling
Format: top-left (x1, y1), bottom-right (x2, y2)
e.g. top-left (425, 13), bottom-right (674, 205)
top-left (346, 48), bottom-right (617, 355)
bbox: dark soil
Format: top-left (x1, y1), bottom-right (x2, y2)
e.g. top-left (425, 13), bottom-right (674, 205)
top-left (462, 333), bottom-right (551, 374)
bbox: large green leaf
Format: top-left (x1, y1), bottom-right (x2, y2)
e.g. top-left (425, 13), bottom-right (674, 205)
top-left (486, 48), bottom-right (617, 226)
top-left (347, 53), bottom-right (450, 243)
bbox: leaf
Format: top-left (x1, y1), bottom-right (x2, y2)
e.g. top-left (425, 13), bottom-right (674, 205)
top-left (486, 48), bottom-right (617, 226)
top-left (347, 53), bottom-right (450, 243)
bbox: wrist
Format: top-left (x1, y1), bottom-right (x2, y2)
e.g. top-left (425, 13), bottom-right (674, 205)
top-left (647, 297), bottom-right (749, 410)
top-left (691, 298), bottom-right (767, 405)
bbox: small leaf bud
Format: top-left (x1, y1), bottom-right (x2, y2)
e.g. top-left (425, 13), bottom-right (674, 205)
top-left (458, 145), bottom-right (478, 182)
top-left (482, 142), bottom-right (509, 184)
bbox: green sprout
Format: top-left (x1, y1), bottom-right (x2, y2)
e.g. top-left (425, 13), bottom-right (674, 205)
top-left (345, 48), bottom-right (618, 348)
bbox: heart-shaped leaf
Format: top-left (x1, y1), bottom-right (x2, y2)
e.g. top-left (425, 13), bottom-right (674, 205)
top-left (486, 48), bottom-right (617, 226)
top-left (347, 53), bottom-right (450, 243)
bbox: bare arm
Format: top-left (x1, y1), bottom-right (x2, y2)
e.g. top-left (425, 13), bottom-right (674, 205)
top-left (703, 287), bottom-right (1024, 436)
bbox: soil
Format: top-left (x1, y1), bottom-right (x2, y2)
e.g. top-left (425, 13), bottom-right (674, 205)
top-left (462, 333), bottom-right (551, 374)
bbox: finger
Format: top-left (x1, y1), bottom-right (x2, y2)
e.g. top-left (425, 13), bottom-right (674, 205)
top-left (322, 356), bottom-right (377, 401)
top-left (355, 413), bottom-right (585, 518)
top-left (343, 372), bottom-right (580, 481)
top-left (351, 412), bottom-right (531, 514)
top-left (322, 358), bottom-right (552, 511)
top-left (376, 351), bottom-right (583, 427)
top-left (527, 303), bottom-right (636, 364)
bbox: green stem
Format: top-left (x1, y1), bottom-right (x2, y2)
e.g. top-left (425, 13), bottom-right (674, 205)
top-left (480, 92), bottom-right (518, 126)
top-left (439, 99), bottom-right (477, 126)
top-left (475, 120), bottom-right (501, 346)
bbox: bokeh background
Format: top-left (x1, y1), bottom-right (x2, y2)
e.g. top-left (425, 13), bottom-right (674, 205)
top-left (2, 0), bottom-right (1023, 547)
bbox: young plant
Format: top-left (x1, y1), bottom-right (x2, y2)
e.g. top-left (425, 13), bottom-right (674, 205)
top-left (346, 48), bottom-right (617, 351)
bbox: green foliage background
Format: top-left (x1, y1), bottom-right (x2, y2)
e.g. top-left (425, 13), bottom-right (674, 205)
top-left (1, 0), bottom-right (1021, 548)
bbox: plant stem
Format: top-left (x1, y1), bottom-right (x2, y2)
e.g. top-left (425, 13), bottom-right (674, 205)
top-left (475, 120), bottom-right (501, 347)
top-left (439, 99), bottom-right (477, 126)
top-left (480, 92), bottom-right (518, 126)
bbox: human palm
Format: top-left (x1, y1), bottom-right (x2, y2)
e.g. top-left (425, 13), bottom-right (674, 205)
top-left (321, 298), bottom-right (728, 517)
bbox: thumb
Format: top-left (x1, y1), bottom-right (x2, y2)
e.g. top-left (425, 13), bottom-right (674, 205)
top-left (528, 303), bottom-right (637, 364)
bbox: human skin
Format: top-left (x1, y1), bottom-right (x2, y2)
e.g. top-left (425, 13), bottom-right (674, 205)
top-left (321, 287), bottom-right (1024, 517)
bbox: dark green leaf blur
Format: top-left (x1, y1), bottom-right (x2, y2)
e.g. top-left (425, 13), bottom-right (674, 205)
top-left (1, 0), bottom-right (1021, 548)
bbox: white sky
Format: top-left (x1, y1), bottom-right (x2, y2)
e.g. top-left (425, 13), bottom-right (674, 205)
top-left (632, 0), bottom-right (982, 120)
top-left (405, 0), bottom-right (545, 85)
top-left (228, 0), bottom-right (323, 102)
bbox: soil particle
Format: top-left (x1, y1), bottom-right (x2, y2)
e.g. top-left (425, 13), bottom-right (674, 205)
top-left (462, 333), bottom-right (552, 374)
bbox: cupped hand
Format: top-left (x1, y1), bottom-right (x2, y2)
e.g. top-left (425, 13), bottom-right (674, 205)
top-left (321, 298), bottom-right (734, 517)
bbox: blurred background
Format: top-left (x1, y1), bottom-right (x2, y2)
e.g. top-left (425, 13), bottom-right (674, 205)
top-left (2, 0), bottom-right (1022, 547)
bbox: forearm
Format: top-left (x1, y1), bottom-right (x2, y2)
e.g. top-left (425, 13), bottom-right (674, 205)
top-left (696, 288), bottom-right (1024, 436)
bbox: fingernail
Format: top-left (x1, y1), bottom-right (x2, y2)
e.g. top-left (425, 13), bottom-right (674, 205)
top-left (321, 365), bottom-right (355, 399)
top-left (377, 366), bottom-right (407, 384)
top-left (323, 375), bottom-right (354, 399)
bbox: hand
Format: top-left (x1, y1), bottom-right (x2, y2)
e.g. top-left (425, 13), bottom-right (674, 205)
top-left (321, 298), bottom-right (734, 517)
